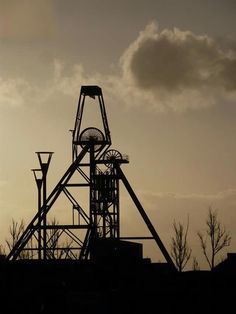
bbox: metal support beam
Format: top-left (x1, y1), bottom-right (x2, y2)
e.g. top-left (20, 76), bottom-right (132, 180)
top-left (115, 164), bottom-right (176, 271)
top-left (7, 145), bottom-right (89, 261)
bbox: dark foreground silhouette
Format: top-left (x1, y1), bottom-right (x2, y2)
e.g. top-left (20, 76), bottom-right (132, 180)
top-left (0, 255), bottom-right (235, 314)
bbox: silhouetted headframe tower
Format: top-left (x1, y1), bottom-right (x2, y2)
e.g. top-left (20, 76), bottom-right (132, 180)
top-left (7, 85), bottom-right (175, 269)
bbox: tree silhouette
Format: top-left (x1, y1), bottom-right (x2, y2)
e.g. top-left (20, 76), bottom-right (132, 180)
top-left (192, 256), bottom-right (200, 271)
top-left (170, 218), bottom-right (192, 272)
top-left (0, 244), bottom-right (6, 256)
top-left (46, 218), bottom-right (73, 259)
top-left (6, 219), bottom-right (33, 259)
top-left (197, 207), bottom-right (231, 270)
top-left (5, 218), bottom-right (72, 259)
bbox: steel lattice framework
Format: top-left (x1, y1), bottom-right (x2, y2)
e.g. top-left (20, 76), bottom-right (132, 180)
top-left (7, 85), bottom-right (176, 270)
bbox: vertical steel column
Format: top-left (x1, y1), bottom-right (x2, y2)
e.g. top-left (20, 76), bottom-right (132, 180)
top-left (32, 169), bottom-right (43, 259)
top-left (36, 152), bottom-right (53, 260)
top-left (7, 146), bottom-right (88, 261)
top-left (42, 170), bottom-right (47, 260)
top-left (116, 173), bottom-right (120, 239)
top-left (89, 144), bottom-right (96, 234)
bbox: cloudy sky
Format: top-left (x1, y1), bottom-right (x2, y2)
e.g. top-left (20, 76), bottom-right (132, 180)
top-left (0, 0), bottom-right (236, 269)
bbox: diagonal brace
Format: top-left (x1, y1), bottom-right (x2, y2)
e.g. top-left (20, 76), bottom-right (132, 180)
top-left (115, 164), bottom-right (176, 271)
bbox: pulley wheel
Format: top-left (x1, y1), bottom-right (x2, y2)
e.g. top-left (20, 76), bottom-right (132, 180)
top-left (79, 127), bottom-right (105, 152)
top-left (103, 149), bottom-right (122, 166)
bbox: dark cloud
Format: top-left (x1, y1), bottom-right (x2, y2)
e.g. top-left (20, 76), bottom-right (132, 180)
top-left (220, 58), bottom-right (236, 91)
top-left (125, 23), bottom-right (236, 93)
top-left (2, 21), bottom-right (236, 113)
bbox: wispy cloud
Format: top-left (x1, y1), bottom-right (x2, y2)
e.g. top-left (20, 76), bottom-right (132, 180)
top-left (1, 21), bottom-right (236, 113)
top-left (138, 188), bottom-right (236, 231)
top-left (0, 77), bottom-right (32, 107)
top-left (50, 22), bottom-right (236, 113)
top-left (141, 189), bottom-right (236, 201)
top-left (135, 188), bottom-right (236, 241)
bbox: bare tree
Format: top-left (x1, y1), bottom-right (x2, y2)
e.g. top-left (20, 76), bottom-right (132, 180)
top-left (5, 219), bottom-right (33, 259)
top-left (6, 218), bottom-right (73, 260)
top-left (170, 218), bottom-right (192, 272)
top-left (192, 256), bottom-right (200, 271)
top-left (0, 244), bottom-right (6, 256)
top-left (46, 218), bottom-right (73, 259)
top-left (197, 207), bottom-right (231, 270)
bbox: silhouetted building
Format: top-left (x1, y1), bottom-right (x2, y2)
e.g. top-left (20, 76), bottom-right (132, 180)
top-left (213, 252), bottom-right (236, 272)
top-left (90, 238), bottom-right (143, 263)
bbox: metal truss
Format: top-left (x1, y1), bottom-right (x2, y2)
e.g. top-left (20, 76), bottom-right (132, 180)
top-left (7, 85), bottom-right (176, 271)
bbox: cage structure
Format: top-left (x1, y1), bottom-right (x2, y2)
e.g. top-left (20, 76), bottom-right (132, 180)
top-left (7, 86), bottom-right (175, 270)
